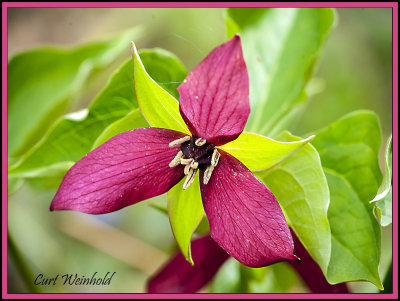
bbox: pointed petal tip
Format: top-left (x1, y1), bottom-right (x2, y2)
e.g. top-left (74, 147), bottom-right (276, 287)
top-left (201, 151), bottom-right (296, 269)
top-left (49, 128), bottom-right (186, 215)
top-left (49, 199), bottom-right (60, 212)
top-left (178, 33), bottom-right (249, 146)
top-left (294, 254), bottom-right (302, 264)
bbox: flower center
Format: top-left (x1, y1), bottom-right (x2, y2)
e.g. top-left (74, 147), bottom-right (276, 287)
top-left (168, 135), bottom-right (220, 190)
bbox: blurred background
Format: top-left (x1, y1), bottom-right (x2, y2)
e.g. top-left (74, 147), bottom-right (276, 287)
top-left (7, 7), bottom-right (393, 293)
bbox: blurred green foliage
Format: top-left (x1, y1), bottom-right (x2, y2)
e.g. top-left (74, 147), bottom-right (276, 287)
top-left (7, 7), bottom-right (392, 294)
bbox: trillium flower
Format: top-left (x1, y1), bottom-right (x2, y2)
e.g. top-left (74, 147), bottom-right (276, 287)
top-left (50, 35), bottom-right (310, 269)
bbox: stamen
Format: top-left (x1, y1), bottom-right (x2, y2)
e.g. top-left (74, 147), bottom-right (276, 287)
top-left (195, 138), bottom-right (207, 146)
top-left (184, 164), bottom-right (191, 175)
top-left (203, 165), bottom-right (214, 185)
top-left (211, 149), bottom-right (221, 167)
top-left (169, 151), bottom-right (184, 167)
top-left (180, 158), bottom-right (193, 165)
top-left (169, 136), bottom-right (191, 147)
top-left (190, 160), bottom-right (199, 169)
top-left (183, 168), bottom-right (197, 190)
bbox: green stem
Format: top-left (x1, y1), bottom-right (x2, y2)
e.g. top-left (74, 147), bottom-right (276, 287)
top-left (8, 232), bottom-right (40, 293)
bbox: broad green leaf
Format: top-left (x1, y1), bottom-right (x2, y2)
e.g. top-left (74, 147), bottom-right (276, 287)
top-left (219, 131), bottom-right (315, 171)
top-left (167, 175), bottom-right (204, 265)
top-left (225, 8), bottom-right (337, 136)
top-left (257, 131), bottom-right (331, 276)
top-left (325, 171), bottom-right (382, 288)
top-left (9, 60), bottom-right (137, 180)
top-left (8, 28), bottom-right (141, 160)
top-left (311, 110), bottom-right (383, 288)
top-left (131, 41), bottom-right (190, 134)
top-left (9, 49), bottom-right (187, 187)
top-left (371, 135), bottom-right (392, 226)
top-left (92, 109), bottom-right (148, 149)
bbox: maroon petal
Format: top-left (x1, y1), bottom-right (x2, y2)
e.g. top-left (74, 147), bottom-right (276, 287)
top-left (50, 128), bottom-right (185, 214)
top-left (288, 229), bottom-right (350, 293)
top-left (147, 235), bottom-right (230, 293)
top-left (178, 34), bottom-right (250, 146)
top-left (200, 150), bottom-right (296, 268)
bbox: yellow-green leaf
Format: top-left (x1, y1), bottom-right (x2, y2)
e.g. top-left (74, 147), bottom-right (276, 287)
top-left (131, 41), bottom-right (190, 134)
top-left (219, 131), bottom-right (314, 171)
top-left (167, 175), bottom-right (204, 265)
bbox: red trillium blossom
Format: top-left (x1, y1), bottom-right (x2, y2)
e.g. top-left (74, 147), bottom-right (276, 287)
top-left (50, 34), bottom-right (298, 268)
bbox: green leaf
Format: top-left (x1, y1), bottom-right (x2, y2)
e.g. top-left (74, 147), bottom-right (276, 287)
top-left (131, 41), bottom-right (190, 134)
top-left (325, 171), bottom-right (382, 288)
top-left (167, 175), bottom-right (204, 265)
top-left (370, 135), bottom-right (392, 226)
top-left (219, 131), bottom-right (315, 171)
top-left (92, 109), bottom-right (148, 149)
top-left (9, 49), bottom-right (187, 187)
top-left (311, 110), bottom-right (383, 289)
top-left (257, 131), bottom-right (331, 276)
top-left (8, 28), bottom-right (141, 159)
top-left (225, 8), bottom-right (337, 136)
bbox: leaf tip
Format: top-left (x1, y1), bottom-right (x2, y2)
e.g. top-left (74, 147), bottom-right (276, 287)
top-left (130, 41), bottom-right (139, 60)
top-left (306, 135), bottom-right (316, 143)
top-left (186, 245), bottom-right (195, 266)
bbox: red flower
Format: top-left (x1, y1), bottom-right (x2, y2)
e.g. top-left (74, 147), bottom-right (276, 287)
top-left (50, 35), bottom-right (297, 268)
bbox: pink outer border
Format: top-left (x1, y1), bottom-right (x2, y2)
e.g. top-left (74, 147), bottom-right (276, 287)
top-left (1, 2), bottom-right (399, 8)
top-left (2, 1), bottom-right (398, 299)
top-left (1, 293), bottom-right (399, 300)
top-left (393, 2), bottom-right (399, 300)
